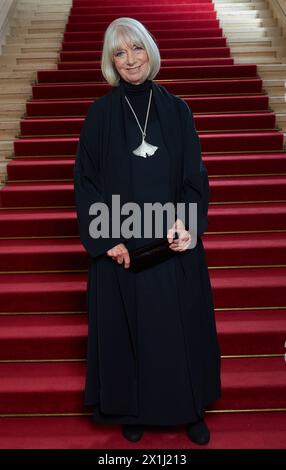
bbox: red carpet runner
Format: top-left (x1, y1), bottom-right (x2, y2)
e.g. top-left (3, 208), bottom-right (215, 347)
top-left (0, 0), bottom-right (286, 449)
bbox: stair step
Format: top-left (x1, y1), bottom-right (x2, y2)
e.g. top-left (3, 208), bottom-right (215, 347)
top-left (213, 56), bottom-right (283, 64)
top-left (19, 113), bottom-right (277, 136)
top-left (0, 411), bottom-right (285, 449)
top-left (63, 27), bottom-right (223, 42)
top-left (6, 153), bottom-right (286, 181)
top-left (219, 18), bottom-right (277, 27)
top-left (0, 202), bottom-right (285, 238)
top-left (31, 79), bottom-right (263, 100)
top-left (3, 45), bottom-right (61, 54)
top-left (15, 6), bottom-right (71, 14)
top-left (0, 84), bottom-right (31, 94)
top-left (26, 95), bottom-right (269, 117)
top-left (0, 357), bottom-right (284, 414)
top-left (218, 10), bottom-right (272, 19)
top-left (11, 18), bottom-right (67, 26)
top-left (1, 64), bottom-right (58, 74)
top-left (208, 202), bottom-right (286, 232)
top-left (0, 141), bottom-right (13, 155)
top-left (224, 32), bottom-right (281, 41)
top-left (61, 37), bottom-right (227, 52)
top-left (59, 46), bottom-right (229, 61)
top-left (0, 121), bottom-right (20, 129)
top-left (7, 157), bottom-right (75, 180)
top-left (230, 45), bottom-right (278, 53)
top-left (70, 3), bottom-right (216, 14)
top-left (227, 38), bottom-right (273, 46)
top-left (0, 95), bottom-right (31, 104)
top-left (204, 152), bottom-right (286, 175)
top-left (211, 266), bottom-right (286, 308)
top-left (217, 23), bottom-right (280, 31)
top-left (0, 238), bottom-right (87, 272)
top-left (12, 132), bottom-right (284, 157)
top-left (8, 33), bottom-right (63, 43)
top-left (58, 57), bottom-right (235, 70)
top-left (216, 309), bottom-right (286, 356)
top-left (0, 308), bottom-right (284, 360)
top-left (0, 71), bottom-right (35, 81)
top-left (10, 26), bottom-right (66, 35)
top-left (65, 19), bottom-right (220, 33)
top-left (0, 272), bottom-right (86, 313)
top-left (37, 64), bottom-right (258, 83)
top-left (262, 79), bottom-right (286, 87)
top-left (1, 175), bottom-right (286, 208)
top-left (0, 52), bottom-right (58, 60)
top-left (205, 232), bottom-right (286, 267)
top-left (0, 314), bottom-right (87, 360)
top-left (0, 232), bottom-right (286, 272)
top-left (25, 95), bottom-right (270, 117)
top-left (67, 12), bottom-right (217, 24)
top-left (0, 265), bottom-right (286, 313)
top-left (220, 357), bottom-right (286, 409)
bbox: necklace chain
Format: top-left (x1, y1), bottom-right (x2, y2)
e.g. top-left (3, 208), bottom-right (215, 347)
top-left (123, 87), bottom-right (158, 158)
top-left (124, 89), bottom-right (152, 139)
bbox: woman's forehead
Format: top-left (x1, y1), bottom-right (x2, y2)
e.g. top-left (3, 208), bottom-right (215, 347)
top-left (114, 33), bottom-right (142, 50)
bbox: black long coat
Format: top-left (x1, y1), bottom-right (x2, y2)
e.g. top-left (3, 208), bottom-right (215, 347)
top-left (73, 80), bottom-right (221, 418)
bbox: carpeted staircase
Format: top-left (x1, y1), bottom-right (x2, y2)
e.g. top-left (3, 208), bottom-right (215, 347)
top-left (0, 0), bottom-right (286, 449)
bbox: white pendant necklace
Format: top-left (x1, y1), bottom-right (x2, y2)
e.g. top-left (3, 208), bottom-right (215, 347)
top-left (124, 89), bottom-right (158, 158)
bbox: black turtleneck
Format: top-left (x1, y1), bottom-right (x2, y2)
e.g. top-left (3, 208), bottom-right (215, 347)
top-left (119, 76), bottom-right (154, 129)
top-left (119, 76), bottom-right (152, 94)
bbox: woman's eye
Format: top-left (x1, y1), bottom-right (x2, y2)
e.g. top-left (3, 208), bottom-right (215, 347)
top-left (114, 46), bottom-right (143, 57)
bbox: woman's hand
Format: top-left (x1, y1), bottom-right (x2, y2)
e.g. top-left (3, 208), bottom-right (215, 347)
top-left (167, 218), bottom-right (192, 252)
top-left (106, 243), bottom-right (130, 269)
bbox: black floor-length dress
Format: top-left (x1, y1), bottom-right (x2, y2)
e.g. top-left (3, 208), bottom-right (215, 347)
top-left (92, 77), bottom-right (203, 425)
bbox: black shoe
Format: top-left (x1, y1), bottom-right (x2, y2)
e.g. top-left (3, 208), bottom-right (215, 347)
top-left (187, 419), bottom-right (210, 445)
top-left (121, 424), bottom-right (144, 442)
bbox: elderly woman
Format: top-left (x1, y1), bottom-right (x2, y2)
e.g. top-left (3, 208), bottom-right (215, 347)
top-left (74, 17), bottom-right (221, 445)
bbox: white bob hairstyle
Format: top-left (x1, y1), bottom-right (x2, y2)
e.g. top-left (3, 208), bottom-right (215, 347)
top-left (101, 17), bottom-right (161, 87)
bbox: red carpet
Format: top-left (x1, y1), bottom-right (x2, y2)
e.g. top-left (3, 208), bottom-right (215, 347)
top-left (0, 412), bottom-right (285, 449)
top-left (0, 357), bottom-right (285, 414)
top-left (0, 309), bottom-right (285, 360)
top-left (0, 0), bottom-right (286, 449)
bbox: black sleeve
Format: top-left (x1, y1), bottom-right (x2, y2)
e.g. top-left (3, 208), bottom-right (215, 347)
top-left (73, 101), bottom-right (132, 259)
top-left (177, 99), bottom-right (209, 238)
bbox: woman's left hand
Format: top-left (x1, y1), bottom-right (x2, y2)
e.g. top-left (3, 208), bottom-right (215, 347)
top-left (167, 219), bottom-right (192, 252)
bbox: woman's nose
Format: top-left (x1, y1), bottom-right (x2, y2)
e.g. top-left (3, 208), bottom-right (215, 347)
top-left (126, 50), bottom-right (136, 65)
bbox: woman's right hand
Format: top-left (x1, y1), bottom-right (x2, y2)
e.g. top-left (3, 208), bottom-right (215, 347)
top-left (106, 243), bottom-right (130, 269)
top-left (167, 219), bottom-right (192, 252)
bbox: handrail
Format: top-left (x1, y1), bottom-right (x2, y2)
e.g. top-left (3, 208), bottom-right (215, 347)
top-left (267, 0), bottom-right (286, 37)
top-left (273, 0), bottom-right (286, 19)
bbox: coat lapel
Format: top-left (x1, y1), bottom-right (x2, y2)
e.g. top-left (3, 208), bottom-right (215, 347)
top-left (151, 82), bottom-right (182, 204)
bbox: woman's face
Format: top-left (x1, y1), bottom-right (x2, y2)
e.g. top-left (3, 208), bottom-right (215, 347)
top-left (112, 39), bottom-right (150, 85)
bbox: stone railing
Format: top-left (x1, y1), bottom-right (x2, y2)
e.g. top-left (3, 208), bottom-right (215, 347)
top-left (267, 0), bottom-right (286, 37)
top-left (0, 0), bottom-right (17, 54)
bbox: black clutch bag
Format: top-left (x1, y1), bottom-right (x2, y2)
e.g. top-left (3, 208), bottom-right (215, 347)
top-left (128, 232), bottom-right (179, 273)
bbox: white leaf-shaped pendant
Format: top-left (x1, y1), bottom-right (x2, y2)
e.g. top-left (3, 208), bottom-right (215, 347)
top-left (132, 137), bottom-right (158, 158)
